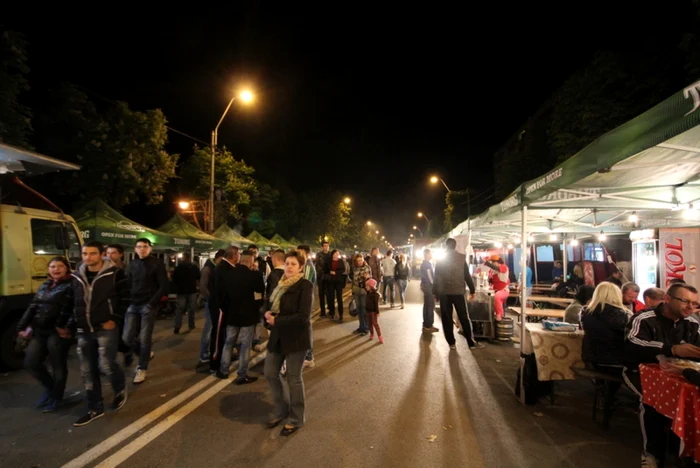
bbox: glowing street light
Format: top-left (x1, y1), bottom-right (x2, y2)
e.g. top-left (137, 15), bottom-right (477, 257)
top-left (417, 212), bottom-right (430, 222)
top-left (209, 87), bottom-right (256, 232)
top-left (429, 175), bottom-right (451, 192)
top-left (366, 221), bottom-right (373, 226)
top-left (178, 201), bottom-right (191, 210)
top-left (343, 197), bottom-right (351, 204)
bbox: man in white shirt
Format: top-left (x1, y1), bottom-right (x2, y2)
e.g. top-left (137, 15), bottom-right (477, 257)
top-left (381, 249), bottom-right (397, 307)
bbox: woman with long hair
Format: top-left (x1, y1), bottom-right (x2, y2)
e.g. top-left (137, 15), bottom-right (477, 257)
top-left (16, 256), bottom-right (74, 412)
top-left (264, 250), bottom-right (314, 436)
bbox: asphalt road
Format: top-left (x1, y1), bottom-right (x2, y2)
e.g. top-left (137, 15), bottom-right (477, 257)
top-left (0, 282), bottom-right (641, 468)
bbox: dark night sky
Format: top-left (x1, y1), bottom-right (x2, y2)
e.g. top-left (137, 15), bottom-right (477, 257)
top-left (6, 4), bottom-right (652, 245)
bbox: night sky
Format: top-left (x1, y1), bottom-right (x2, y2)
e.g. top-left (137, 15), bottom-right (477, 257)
top-left (6, 4), bottom-right (654, 245)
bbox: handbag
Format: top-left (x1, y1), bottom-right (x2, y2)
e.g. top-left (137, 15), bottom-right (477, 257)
top-left (349, 298), bottom-right (358, 317)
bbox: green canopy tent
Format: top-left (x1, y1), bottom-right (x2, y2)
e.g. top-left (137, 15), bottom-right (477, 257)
top-left (213, 224), bottom-right (254, 248)
top-left (439, 80), bottom-right (700, 404)
top-left (157, 214), bottom-right (229, 251)
top-left (269, 234), bottom-right (294, 249)
top-left (72, 198), bottom-right (189, 250)
top-left (288, 237), bottom-right (301, 247)
top-left (245, 230), bottom-right (280, 251)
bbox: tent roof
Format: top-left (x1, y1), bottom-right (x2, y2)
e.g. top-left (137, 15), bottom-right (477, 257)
top-left (213, 224), bottom-right (253, 247)
top-left (245, 230), bottom-right (280, 249)
top-left (269, 234), bottom-right (293, 248)
top-left (72, 198), bottom-right (189, 249)
top-left (157, 214), bottom-right (229, 250)
top-left (288, 237), bottom-right (301, 246)
top-left (0, 142), bottom-right (80, 174)
top-left (447, 80), bottom-right (700, 244)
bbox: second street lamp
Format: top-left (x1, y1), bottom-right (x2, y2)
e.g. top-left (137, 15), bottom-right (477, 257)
top-left (209, 89), bottom-right (255, 232)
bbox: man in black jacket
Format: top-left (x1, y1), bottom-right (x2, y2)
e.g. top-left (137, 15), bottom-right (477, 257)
top-left (217, 250), bottom-right (265, 383)
top-left (71, 241), bottom-right (130, 427)
top-left (123, 238), bottom-right (168, 384)
top-left (625, 283), bottom-right (700, 466)
top-left (197, 249), bottom-right (225, 367)
top-left (208, 246), bottom-right (239, 374)
top-left (172, 252), bottom-right (200, 334)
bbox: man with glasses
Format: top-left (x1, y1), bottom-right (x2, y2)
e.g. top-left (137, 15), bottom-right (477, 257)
top-left (625, 283), bottom-right (700, 467)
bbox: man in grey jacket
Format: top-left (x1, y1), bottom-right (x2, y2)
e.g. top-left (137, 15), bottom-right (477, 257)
top-left (432, 238), bottom-right (484, 350)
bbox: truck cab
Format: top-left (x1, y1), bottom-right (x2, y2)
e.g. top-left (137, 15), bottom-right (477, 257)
top-left (0, 143), bottom-right (82, 369)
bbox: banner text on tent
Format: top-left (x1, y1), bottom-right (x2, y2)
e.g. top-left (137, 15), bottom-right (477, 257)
top-left (525, 168), bottom-right (563, 196)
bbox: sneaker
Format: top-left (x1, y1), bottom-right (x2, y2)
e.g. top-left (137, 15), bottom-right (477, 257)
top-left (369, 334), bottom-right (374, 340)
top-left (173, 327), bottom-right (180, 334)
top-left (215, 370), bottom-right (229, 379)
top-left (112, 390), bottom-right (127, 411)
top-left (196, 359), bottom-right (210, 369)
top-left (73, 410), bottom-right (104, 427)
top-left (470, 342), bottom-right (486, 350)
top-left (641, 453), bottom-right (658, 468)
top-left (303, 359), bottom-right (316, 369)
top-left (428, 326), bottom-right (439, 332)
top-left (379, 336), bottom-right (384, 344)
top-left (42, 398), bottom-right (58, 413)
top-left (35, 390), bottom-right (52, 408)
top-left (133, 368), bottom-right (147, 384)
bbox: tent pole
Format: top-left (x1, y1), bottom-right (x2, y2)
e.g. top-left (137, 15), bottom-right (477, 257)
top-left (562, 234), bottom-right (568, 280)
top-left (519, 205), bottom-right (528, 405)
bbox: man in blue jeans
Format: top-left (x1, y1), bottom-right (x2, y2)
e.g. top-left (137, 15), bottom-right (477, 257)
top-left (71, 241), bottom-right (130, 426)
top-left (123, 238), bottom-right (168, 384)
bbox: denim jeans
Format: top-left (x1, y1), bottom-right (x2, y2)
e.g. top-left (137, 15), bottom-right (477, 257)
top-left (397, 279), bottom-right (408, 304)
top-left (123, 304), bottom-right (156, 370)
top-left (220, 325), bottom-right (255, 377)
top-left (382, 277), bottom-right (395, 305)
top-left (421, 284), bottom-right (435, 328)
top-left (76, 328), bottom-right (125, 412)
top-left (305, 324), bottom-right (314, 361)
top-left (175, 293), bottom-right (197, 329)
top-left (199, 300), bottom-right (213, 361)
top-left (353, 291), bottom-right (368, 332)
top-left (24, 331), bottom-right (70, 400)
top-left (264, 349), bottom-right (307, 427)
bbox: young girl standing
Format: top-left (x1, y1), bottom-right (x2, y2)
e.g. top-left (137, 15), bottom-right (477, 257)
top-left (365, 279), bottom-right (383, 343)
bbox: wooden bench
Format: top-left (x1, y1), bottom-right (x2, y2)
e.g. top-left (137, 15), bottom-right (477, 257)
top-left (570, 366), bottom-right (624, 430)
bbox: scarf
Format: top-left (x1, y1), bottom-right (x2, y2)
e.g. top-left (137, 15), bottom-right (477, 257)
top-left (269, 273), bottom-right (303, 313)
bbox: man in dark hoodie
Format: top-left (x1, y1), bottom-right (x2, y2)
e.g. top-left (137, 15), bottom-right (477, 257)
top-left (71, 241), bottom-right (130, 427)
top-left (123, 238), bottom-right (168, 384)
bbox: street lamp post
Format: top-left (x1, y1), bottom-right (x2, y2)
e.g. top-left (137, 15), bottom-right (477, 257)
top-left (413, 225), bottom-right (423, 237)
top-left (430, 175), bottom-right (451, 192)
top-left (209, 90), bottom-right (254, 232)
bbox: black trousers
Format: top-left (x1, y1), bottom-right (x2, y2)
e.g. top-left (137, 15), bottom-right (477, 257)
top-left (439, 294), bottom-right (475, 346)
top-left (209, 307), bottom-right (228, 372)
top-left (318, 278), bottom-right (329, 314)
top-left (624, 368), bottom-right (673, 461)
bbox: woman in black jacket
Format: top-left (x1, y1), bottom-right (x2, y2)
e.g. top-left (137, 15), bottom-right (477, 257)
top-left (264, 250), bottom-right (314, 436)
top-left (16, 256), bottom-right (74, 412)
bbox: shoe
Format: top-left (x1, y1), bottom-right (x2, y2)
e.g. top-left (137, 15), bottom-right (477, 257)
top-left (369, 334), bottom-right (374, 340)
top-left (267, 417), bottom-right (284, 429)
top-left (73, 410), bottom-right (104, 427)
top-left (401, 304), bottom-right (404, 309)
top-left (173, 328), bottom-right (180, 334)
top-left (112, 390), bottom-right (127, 411)
top-left (215, 370), bottom-right (229, 379)
top-left (234, 375), bottom-right (258, 385)
top-left (35, 390), bottom-right (52, 408)
top-left (188, 325), bottom-right (195, 331)
top-left (352, 329), bottom-right (361, 334)
top-left (133, 368), bottom-right (147, 384)
top-left (149, 351), bottom-right (155, 361)
top-left (303, 359), bottom-right (316, 369)
top-left (470, 342), bottom-right (486, 350)
top-left (390, 303), bottom-right (395, 308)
top-left (196, 359), bottom-right (210, 368)
top-left (42, 398), bottom-right (59, 413)
top-left (280, 425), bottom-right (300, 436)
top-left (360, 331), bottom-right (368, 336)
top-left (379, 336), bottom-right (384, 344)
top-left (641, 453), bottom-right (658, 468)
